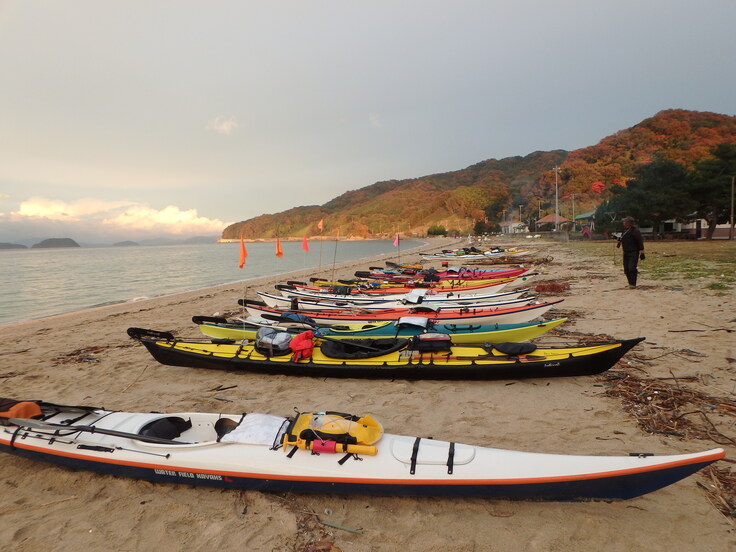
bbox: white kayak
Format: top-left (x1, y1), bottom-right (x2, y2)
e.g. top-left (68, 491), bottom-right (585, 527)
top-left (275, 284), bottom-right (532, 305)
top-left (257, 291), bottom-right (536, 312)
top-left (0, 400), bottom-right (724, 501)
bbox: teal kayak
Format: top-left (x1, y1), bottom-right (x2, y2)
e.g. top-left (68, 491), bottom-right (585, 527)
top-left (192, 314), bottom-right (568, 344)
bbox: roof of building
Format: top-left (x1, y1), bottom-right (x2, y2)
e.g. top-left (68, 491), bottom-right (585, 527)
top-left (536, 213), bottom-right (571, 224)
top-left (574, 210), bottom-right (596, 220)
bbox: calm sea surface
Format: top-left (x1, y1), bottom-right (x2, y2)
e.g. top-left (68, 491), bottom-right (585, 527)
top-left (0, 239), bottom-right (424, 327)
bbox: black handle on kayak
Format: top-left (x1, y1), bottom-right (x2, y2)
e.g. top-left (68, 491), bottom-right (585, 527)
top-left (238, 299), bottom-right (268, 307)
top-left (127, 327), bottom-right (175, 341)
top-left (192, 315), bottom-right (228, 325)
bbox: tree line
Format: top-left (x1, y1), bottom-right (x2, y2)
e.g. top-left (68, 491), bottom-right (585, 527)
top-left (593, 143), bottom-right (736, 239)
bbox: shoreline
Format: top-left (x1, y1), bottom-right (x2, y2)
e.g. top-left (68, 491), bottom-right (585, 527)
top-left (1, 237), bottom-right (733, 551)
top-left (0, 239), bottom-right (445, 332)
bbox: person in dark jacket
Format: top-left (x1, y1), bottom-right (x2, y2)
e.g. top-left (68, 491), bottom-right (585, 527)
top-left (616, 216), bottom-right (645, 288)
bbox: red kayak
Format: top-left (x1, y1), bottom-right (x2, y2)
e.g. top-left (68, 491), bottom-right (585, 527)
top-left (240, 298), bottom-right (564, 326)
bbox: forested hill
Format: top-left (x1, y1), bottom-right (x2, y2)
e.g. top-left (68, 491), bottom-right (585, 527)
top-left (222, 109), bottom-right (736, 239)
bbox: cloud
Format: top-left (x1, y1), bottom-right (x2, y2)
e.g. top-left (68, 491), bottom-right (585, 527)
top-left (13, 197), bottom-right (134, 222)
top-left (4, 196), bottom-right (230, 243)
top-left (206, 115), bottom-right (239, 135)
top-left (102, 204), bottom-right (229, 235)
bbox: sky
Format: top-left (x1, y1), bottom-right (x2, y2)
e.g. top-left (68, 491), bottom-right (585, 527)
top-left (1, 0), bottom-right (735, 244)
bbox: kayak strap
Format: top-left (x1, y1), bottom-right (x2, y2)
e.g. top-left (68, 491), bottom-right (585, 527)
top-left (410, 437), bottom-right (421, 475)
top-left (447, 442), bottom-right (455, 474)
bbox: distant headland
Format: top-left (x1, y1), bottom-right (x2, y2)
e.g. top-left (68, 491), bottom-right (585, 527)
top-left (0, 242), bottom-right (28, 250)
top-left (30, 238), bottom-right (81, 249)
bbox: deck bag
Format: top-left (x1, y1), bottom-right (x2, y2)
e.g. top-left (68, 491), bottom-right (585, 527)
top-left (0, 398), bottom-right (43, 419)
top-left (279, 312), bottom-right (318, 327)
top-left (289, 330), bottom-right (315, 361)
top-left (220, 413), bottom-right (289, 445)
top-left (400, 290), bottom-right (428, 305)
top-left (320, 338), bottom-right (410, 359)
top-left (243, 315), bottom-right (279, 326)
top-left (330, 285), bottom-right (353, 296)
top-left (255, 327), bottom-right (293, 357)
top-left (395, 316), bottom-right (431, 330)
top-left (492, 342), bottom-right (538, 355)
top-left (410, 332), bottom-right (452, 352)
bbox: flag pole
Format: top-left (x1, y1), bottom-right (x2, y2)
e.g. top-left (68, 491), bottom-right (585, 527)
top-left (318, 219), bottom-right (324, 275)
top-left (301, 233), bottom-right (309, 268)
top-left (393, 230), bottom-right (401, 264)
top-left (331, 229), bottom-right (339, 284)
top-left (237, 234), bottom-right (248, 320)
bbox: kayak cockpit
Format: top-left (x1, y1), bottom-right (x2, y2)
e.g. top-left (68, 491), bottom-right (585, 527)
top-left (133, 412), bottom-right (289, 448)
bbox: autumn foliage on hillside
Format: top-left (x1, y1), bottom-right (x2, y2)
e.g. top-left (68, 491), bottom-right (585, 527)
top-left (223, 109), bottom-right (736, 239)
top-left (556, 109), bottom-right (736, 201)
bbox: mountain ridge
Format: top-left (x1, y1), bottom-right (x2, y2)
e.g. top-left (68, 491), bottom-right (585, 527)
top-left (223, 109), bottom-right (736, 239)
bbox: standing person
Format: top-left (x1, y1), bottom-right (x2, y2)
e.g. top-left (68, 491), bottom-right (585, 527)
top-left (617, 216), bottom-right (645, 288)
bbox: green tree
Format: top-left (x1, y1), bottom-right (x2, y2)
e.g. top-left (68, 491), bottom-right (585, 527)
top-left (593, 156), bottom-right (695, 234)
top-left (689, 143), bottom-right (736, 239)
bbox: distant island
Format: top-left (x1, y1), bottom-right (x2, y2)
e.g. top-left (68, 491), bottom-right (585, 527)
top-left (0, 242), bottom-right (28, 250)
top-left (113, 240), bottom-right (139, 247)
top-left (31, 238), bottom-right (81, 249)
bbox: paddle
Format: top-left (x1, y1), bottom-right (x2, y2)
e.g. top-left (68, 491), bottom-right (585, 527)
top-left (3, 417), bottom-right (191, 445)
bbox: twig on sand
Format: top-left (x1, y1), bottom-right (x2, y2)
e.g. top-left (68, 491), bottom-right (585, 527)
top-left (319, 520), bottom-right (364, 534)
top-left (122, 365), bottom-right (148, 393)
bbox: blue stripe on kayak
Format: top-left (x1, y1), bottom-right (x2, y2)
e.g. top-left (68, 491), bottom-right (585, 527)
top-left (0, 443), bottom-right (713, 501)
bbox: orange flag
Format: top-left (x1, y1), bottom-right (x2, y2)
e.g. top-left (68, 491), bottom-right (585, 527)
top-left (301, 234), bottom-right (309, 252)
top-left (238, 236), bottom-right (247, 268)
top-left (275, 238), bottom-right (284, 258)
top-left (317, 219), bottom-right (324, 232)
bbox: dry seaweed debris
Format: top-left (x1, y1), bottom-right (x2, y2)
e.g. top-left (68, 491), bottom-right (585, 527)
top-left (269, 494), bottom-right (349, 552)
top-left (53, 346), bottom-right (108, 365)
top-left (534, 281), bottom-right (572, 294)
top-left (465, 255), bottom-right (555, 266)
top-left (699, 466), bottom-right (736, 520)
top-left (53, 341), bottom-right (138, 365)
top-left (601, 370), bottom-right (736, 445)
top-left (601, 370), bottom-right (736, 518)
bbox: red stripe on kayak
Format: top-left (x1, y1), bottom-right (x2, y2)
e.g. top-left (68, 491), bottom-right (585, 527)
top-left (1, 437), bottom-right (724, 486)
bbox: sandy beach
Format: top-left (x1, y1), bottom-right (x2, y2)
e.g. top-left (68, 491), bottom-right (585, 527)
top-left (1, 237), bottom-right (734, 552)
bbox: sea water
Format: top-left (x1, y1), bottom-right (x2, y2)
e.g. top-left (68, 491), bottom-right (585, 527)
top-left (0, 239), bottom-right (423, 327)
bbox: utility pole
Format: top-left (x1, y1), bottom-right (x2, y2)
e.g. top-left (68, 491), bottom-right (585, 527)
top-left (730, 176), bottom-right (734, 240)
top-left (552, 166), bottom-right (561, 231)
top-left (571, 194), bottom-right (576, 230)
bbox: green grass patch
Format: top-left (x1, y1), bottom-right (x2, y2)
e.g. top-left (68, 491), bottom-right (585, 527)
top-left (567, 239), bottom-right (736, 290)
